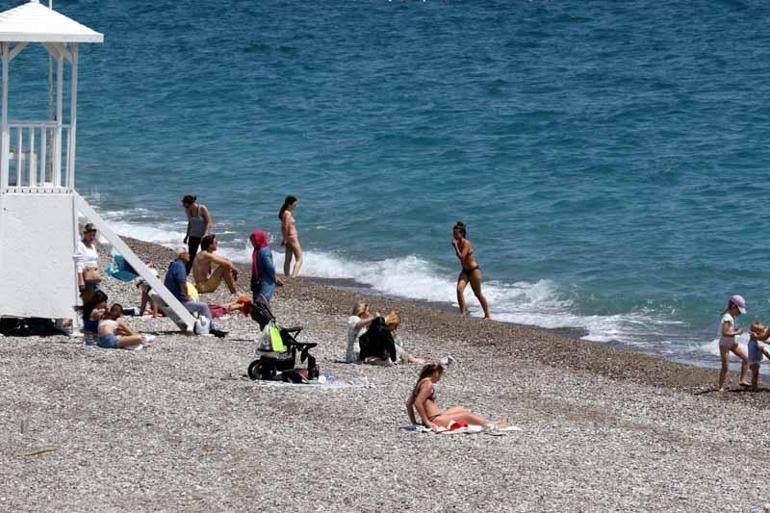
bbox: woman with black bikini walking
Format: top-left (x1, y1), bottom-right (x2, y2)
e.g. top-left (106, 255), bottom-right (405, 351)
top-left (452, 221), bottom-right (490, 319)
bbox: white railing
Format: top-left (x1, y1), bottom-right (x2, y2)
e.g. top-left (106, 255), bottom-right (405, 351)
top-left (2, 120), bottom-right (72, 192)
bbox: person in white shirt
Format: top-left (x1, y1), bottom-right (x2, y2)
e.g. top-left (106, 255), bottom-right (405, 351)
top-left (346, 301), bottom-right (377, 363)
top-left (73, 223), bottom-right (100, 296)
top-left (718, 294), bottom-right (750, 391)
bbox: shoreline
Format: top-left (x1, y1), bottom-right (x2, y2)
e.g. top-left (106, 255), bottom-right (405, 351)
top-left (127, 237), bottom-right (759, 398)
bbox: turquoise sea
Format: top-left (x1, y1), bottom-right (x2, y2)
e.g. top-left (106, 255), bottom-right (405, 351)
top-left (12, 0), bottom-right (770, 366)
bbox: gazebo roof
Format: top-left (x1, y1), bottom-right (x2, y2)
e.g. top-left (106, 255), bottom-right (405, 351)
top-left (0, 0), bottom-right (103, 43)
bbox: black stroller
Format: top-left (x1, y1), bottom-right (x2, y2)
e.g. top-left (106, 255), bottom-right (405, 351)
top-left (247, 300), bottom-right (319, 383)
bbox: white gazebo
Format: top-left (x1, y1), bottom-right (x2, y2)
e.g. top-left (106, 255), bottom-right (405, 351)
top-left (0, 0), bottom-right (195, 332)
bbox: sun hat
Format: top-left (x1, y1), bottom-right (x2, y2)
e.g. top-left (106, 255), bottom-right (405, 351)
top-left (83, 223), bottom-right (97, 233)
top-left (176, 246), bottom-right (188, 257)
top-left (730, 294), bottom-right (747, 314)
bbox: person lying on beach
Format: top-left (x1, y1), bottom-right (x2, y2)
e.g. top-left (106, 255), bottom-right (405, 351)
top-left (164, 247), bottom-right (227, 338)
top-left (82, 289), bottom-right (108, 346)
top-left (452, 221), bottom-right (490, 320)
top-left (748, 321), bottom-right (770, 391)
top-left (346, 301), bottom-right (379, 363)
top-left (384, 311), bottom-right (425, 364)
top-left (97, 304), bottom-right (153, 349)
top-left (207, 295), bottom-right (253, 319)
top-left (192, 234), bottom-right (238, 295)
top-left (406, 363), bottom-right (506, 431)
top-left (718, 294), bottom-right (750, 391)
top-left (250, 229), bottom-right (283, 305)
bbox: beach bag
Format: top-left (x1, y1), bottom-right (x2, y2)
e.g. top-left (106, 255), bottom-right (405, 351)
top-left (257, 320), bottom-right (285, 353)
top-left (194, 315), bottom-right (211, 335)
top-left (105, 253), bottom-right (139, 282)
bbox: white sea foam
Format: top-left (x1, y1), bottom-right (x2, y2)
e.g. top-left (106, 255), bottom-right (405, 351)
top-left (105, 216), bottom-right (680, 349)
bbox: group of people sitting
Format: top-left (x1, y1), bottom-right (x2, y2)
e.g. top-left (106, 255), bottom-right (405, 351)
top-left (73, 220), bottom-right (257, 344)
top-left (81, 289), bottom-right (154, 349)
top-left (345, 302), bottom-right (424, 366)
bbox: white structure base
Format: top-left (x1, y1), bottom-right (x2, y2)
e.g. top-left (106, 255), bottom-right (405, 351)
top-left (0, 191), bottom-right (195, 333)
top-left (0, 192), bottom-right (78, 318)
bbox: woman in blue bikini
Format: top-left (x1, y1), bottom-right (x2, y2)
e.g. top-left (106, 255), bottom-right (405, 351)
top-left (452, 221), bottom-right (490, 319)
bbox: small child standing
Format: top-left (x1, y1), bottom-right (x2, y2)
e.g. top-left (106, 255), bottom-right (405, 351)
top-left (748, 321), bottom-right (770, 391)
top-left (718, 294), bottom-right (750, 392)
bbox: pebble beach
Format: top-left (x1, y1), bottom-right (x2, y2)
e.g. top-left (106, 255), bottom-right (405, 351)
top-left (2, 238), bottom-right (770, 513)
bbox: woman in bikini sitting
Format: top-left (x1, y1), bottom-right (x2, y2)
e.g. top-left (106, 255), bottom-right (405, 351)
top-left (452, 221), bottom-right (490, 319)
top-left (406, 363), bottom-right (504, 430)
top-left (279, 195), bottom-right (303, 278)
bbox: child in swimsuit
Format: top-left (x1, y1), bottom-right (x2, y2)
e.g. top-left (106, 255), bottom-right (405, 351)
top-left (748, 321), bottom-right (770, 391)
top-left (717, 294), bottom-right (750, 391)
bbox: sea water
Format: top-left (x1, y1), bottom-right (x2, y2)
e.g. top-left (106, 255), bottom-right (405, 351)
top-left (13, 0), bottom-right (770, 367)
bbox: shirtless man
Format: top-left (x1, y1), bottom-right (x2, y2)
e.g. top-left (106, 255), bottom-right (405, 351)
top-left (192, 234), bottom-right (238, 295)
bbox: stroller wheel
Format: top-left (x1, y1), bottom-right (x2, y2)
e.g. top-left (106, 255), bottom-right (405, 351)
top-left (248, 360), bottom-right (274, 381)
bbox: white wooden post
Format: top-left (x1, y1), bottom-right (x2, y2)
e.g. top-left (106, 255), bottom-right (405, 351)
top-left (54, 54), bottom-right (62, 187)
top-left (29, 126), bottom-right (35, 187)
top-left (1, 43), bottom-right (9, 190)
top-left (15, 126), bottom-right (21, 186)
top-left (40, 127), bottom-right (47, 185)
top-left (66, 44), bottom-right (78, 189)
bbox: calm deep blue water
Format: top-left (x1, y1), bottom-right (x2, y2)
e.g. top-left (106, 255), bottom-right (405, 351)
top-left (11, 0), bottom-right (770, 365)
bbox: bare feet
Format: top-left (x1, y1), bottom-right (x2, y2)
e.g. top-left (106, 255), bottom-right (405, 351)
top-left (739, 381), bottom-right (752, 388)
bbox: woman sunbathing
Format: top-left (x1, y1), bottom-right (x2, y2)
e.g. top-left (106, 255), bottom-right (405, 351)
top-left (406, 363), bottom-right (505, 430)
top-left (97, 304), bottom-right (153, 349)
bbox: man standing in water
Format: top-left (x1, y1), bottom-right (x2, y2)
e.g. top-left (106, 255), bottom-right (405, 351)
top-left (192, 234), bottom-right (239, 295)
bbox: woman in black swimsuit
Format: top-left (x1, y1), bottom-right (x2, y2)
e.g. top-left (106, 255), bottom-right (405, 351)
top-left (452, 221), bottom-right (490, 319)
top-left (406, 363), bottom-right (500, 430)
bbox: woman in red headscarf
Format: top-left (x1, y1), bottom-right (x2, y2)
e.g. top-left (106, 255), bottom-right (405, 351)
top-left (250, 229), bottom-right (283, 304)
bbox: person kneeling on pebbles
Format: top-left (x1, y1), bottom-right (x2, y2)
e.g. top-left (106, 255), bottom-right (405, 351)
top-left (346, 301), bottom-right (401, 365)
top-left (384, 311), bottom-right (425, 364)
top-left (406, 363), bottom-right (506, 431)
top-left (345, 301), bottom-right (378, 363)
top-left (97, 304), bottom-right (154, 349)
